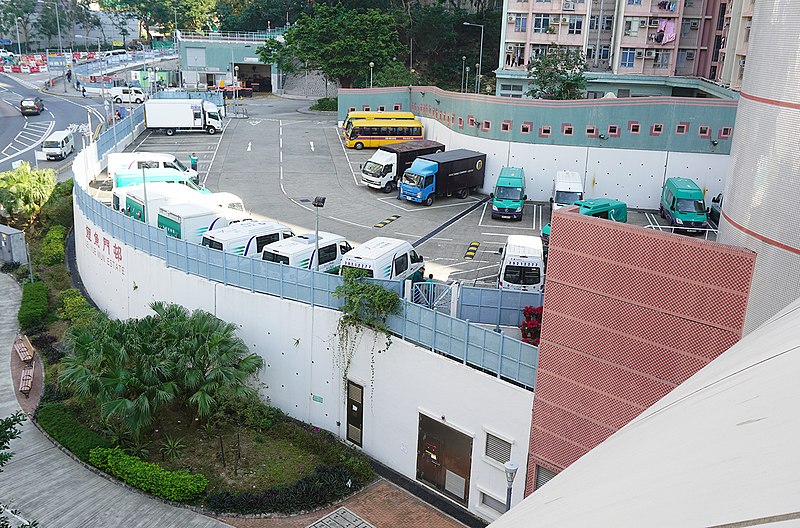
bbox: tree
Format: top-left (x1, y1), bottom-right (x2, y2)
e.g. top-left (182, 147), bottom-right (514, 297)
top-left (0, 0), bottom-right (36, 52)
top-left (0, 163), bottom-right (57, 229)
top-left (277, 3), bottom-right (403, 88)
top-left (526, 48), bottom-right (588, 100)
top-left (215, 0), bottom-right (308, 32)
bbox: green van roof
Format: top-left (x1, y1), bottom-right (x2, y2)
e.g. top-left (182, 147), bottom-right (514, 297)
top-left (667, 177), bottom-right (703, 191)
top-left (498, 167), bottom-right (524, 179)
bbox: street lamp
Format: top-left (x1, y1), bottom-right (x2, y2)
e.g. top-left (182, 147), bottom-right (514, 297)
top-left (465, 66), bottom-right (470, 94)
top-left (312, 197), bottom-right (326, 272)
top-left (369, 61), bottom-right (374, 89)
top-left (504, 461), bottom-right (519, 512)
top-left (461, 55), bottom-right (466, 93)
top-left (14, 17), bottom-right (22, 56)
top-left (475, 62), bottom-right (480, 93)
top-left (39, 1), bottom-right (62, 53)
top-left (463, 22), bottom-right (484, 94)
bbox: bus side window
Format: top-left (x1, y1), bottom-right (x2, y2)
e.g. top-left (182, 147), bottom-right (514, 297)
top-left (352, 127), bottom-right (361, 138)
top-left (380, 127), bottom-right (390, 136)
top-left (390, 127), bottom-right (398, 136)
top-left (413, 127), bottom-right (422, 136)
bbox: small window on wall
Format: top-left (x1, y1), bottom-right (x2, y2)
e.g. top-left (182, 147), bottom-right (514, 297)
top-left (482, 120), bottom-right (491, 131)
top-left (521, 122), bottom-right (533, 134)
top-left (720, 126), bottom-right (732, 139)
top-left (393, 103), bottom-right (402, 111)
top-left (362, 105), bottom-right (370, 111)
top-left (535, 465), bottom-right (557, 490)
top-left (539, 126), bottom-right (551, 137)
top-left (651, 123), bottom-right (664, 136)
top-left (348, 107), bottom-right (356, 113)
top-left (481, 492), bottom-right (507, 514)
top-left (698, 125), bottom-right (711, 138)
top-left (586, 125), bottom-right (598, 137)
top-left (468, 116), bottom-right (476, 127)
top-left (562, 124), bottom-right (574, 136)
top-left (629, 122), bottom-right (641, 134)
top-left (378, 105), bottom-right (386, 111)
top-left (485, 433), bottom-right (512, 464)
top-left (501, 121), bottom-right (512, 132)
top-left (676, 123), bottom-right (688, 134)
top-left (608, 125), bottom-right (620, 137)
top-left (458, 117), bottom-right (464, 129)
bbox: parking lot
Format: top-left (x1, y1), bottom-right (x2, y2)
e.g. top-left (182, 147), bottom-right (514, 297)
top-left (112, 96), bottom-right (715, 286)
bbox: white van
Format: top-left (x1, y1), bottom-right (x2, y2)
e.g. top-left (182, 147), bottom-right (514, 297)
top-left (108, 86), bottom-right (145, 104)
top-left (339, 237), bottom-right (423, 280)
top-left (103, 49), bottom-right (128, 59)
top-left (201, 220), bottom-right (294, 257)
top-left (498, 235), bottom-right (544, 292)
top-left (551, 170), bottom-right (584, 211)
top-left (108, 152), bottom-right (198, 184)
top-left (42, 130), bottom-right (75, 161)
top-left (202, 192), bottom-right (245, 212)
top-left (158, 203), bottom-right (250, 244)
top-left (262, 232), bottom-right (353, 273)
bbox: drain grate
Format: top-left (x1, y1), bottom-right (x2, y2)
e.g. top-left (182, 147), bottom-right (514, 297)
top-left (305, 507), bottom-right (375, 528)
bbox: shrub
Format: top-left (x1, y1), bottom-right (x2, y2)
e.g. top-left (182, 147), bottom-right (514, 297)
top-left (309, 97), bottom-right (337, 111)
top-left (39, 225), bottom-right (67, 265)
top-left (18, 281), bottom-right (49, 331)
top-left (1, 261), bottom-right (20, 273)
top-left (40, 178), bottom-right (74, 228)
top-left (58, 289), bottom-right (97, 326)
top-left (89, 447), bottom-right (209, 502)
top-left (40, 381), bottom-right (70, 403)
top-left (31, 333), bottom-right (64, 364)
top-left (36, 402), bottom-right (110, 461)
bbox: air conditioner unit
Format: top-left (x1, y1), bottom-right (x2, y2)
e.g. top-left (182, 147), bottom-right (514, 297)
top-left (645, 50), bottom-right (656, 58)
top-left (649, 18), bottom-right (660, 27)
top-left (507, 45), bottom-right (515, 51)
top-left (508, 14), bottom-right (516, 23)
top-left (560, 16), bottom-right (570, 24)
top-left (639, 19), bottom-right (648, 28)
top-left (739, 59), bottom-right (746, 66)
top-left (635, 49), bottom-right (645, 58)
top-left (685, 50), bottom-right (696, 60)
top-left (551, 18), bottom-right (562, 24)
top-left (689, 20), bottom-right (700, 29)
top-left (563, 1), bottom-right (575, 11)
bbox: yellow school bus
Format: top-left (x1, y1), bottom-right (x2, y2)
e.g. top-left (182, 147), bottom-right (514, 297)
top-left (343, 119), bottom-right (424, 150)
top-left (342, 111), bottom-right (416, 135)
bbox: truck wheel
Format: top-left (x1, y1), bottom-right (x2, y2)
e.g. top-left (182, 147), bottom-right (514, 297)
top-left (457, 188), bottom-right (469, 199)
top-left (114, 97), bottom-right (122, 104)
top-left (207, 126), bottom-right (217, 135)
top-left (165, 128), bottom-right (175, 136)
top-left (659, 205), bottom-right (665, 218)
top-left (383, 181), bottom-right (395, 194)
top-left (135, 98), bottom-right (142, 104)
top-left (354, 142), bottom-right (364, 150)
top-left (424, 196), bottom-right (434, 206)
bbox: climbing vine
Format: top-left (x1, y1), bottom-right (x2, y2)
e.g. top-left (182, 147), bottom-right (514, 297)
top-left (333, 268), bottom-right (401, 394)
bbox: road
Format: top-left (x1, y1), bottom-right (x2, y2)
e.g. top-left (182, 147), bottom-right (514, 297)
top-left (0, 73), bottom-right (106, 174)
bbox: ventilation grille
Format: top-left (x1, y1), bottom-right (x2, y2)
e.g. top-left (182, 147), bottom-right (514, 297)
top-left (348, 425), bottom-right (362, 445)
top-left (485, 433), bottom-right (512, 464)
top-left (348, 382), bottom-right (363, 401)
top-left (445, 470), bottom-right (467, 499)
top-left (535, 465), bottom-right (557, 489)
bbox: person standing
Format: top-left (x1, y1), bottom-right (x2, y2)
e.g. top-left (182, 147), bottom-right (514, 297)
top-left (189, 153), bottom-right (198, 171)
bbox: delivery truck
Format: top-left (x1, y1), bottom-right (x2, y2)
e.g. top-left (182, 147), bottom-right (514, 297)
top-left (144, 99), bottom-right (222, 136)
top-left (550, 170), bottom-right (584, 211)
top-left (200, 220), bottom-right (294, 257)
top-left (399, 149), bottom-right (486, 206)
top-left (157, 203), bottom-right (251, 244)
top-left (361, 140), bottom-right (445, 193)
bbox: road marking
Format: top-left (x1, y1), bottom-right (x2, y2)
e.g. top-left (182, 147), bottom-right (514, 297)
top-left (335, 126), bottom-right (362, 186)
top-left (464, 241), bottom-right (481, 260)
top-left (377, 196), bottom-right (481, 211)
top-left (247, 141), bottom-right (251, 152)
top-left (374, 214), bottom-right (400, 228)
top-left (450, 264), bottom-right (497, 276)
top-left (480, 232), bottom-right (519, 237)
top-left (329, 216), bottom-right (373, 229)
top-left (310, 141), bottom-right (315, 152)
top-left (201, 118), bottom-right (230, 186)
top-left (0, 119), bottom-right (55, 165)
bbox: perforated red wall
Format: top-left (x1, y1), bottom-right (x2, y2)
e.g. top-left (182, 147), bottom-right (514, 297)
top-left (524, 207), bottom-right (756, 495)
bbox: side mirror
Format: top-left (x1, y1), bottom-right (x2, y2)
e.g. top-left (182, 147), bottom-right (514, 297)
top-left (523, 195), bottom-right (528, 200)
top-left (498, 247), bottom-right (504, 255)
top-left (489, 192), bottom-right (494, 198)
top-left (359, 164), bottom-right (362, 170)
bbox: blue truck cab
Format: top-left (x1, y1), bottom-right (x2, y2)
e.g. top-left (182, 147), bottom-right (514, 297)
top-left (399, 149), bottom-right (486, 206)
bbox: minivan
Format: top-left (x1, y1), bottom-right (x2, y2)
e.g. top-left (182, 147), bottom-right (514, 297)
top-left (201, 220), bottom-right (294, 257)
top-left (42, 130), bottom-right (75, 160)
top-left (102, 49), bottom-right (128, 59)
top-left (491, 167), bottom-right (526, 220)
top-left (262, 232), bottom-right (353, 273)
top-left (498, 235), bottom-right (545, 292)
top-left (109, 86), bottom-right (145, 104)
top-left (113, 169), bottom-right (210, 193)
top-left (660, 177), bottom-right (708, 232)
top-left (339, 237), bottom-right (423, 280)
top-left (108, 152), bottom-right (198, 183)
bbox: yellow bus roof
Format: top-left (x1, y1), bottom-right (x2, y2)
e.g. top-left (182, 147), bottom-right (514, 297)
top-left (349, 119), bottom-right (422, 127)
top-left (345, 111), bottom-right (415, 120)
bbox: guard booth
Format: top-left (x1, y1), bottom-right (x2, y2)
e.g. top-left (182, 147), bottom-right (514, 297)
top-left (0, 224), bottom-right (28, 265)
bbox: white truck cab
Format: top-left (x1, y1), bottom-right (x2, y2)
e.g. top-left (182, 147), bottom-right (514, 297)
top-left (551, 170), bottom-right (584, 211)
top-left (498, 235), bottom-right (545, 292)
top-left (339, 237), bottom-right (423, 280)
top-left (262, 232), bottom-right (353, 273)
top-left (201, 220), bottom-right (294, 257)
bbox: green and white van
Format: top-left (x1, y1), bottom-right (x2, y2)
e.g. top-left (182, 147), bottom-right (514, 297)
top-left (122, 183), bottom-right (207, 225)
top-left (498, 235), bottom-right (544, 292)
top-left (339, 237), bottom-right (423, 280)
top-left (201, 220), bottom-right (294, 257)
top-left (491, 167), bottom-right (526, 220)
top-left (660, 177), bottom-right (708, 231)
top-left (158, 203), bottom-right (251, 244)
top-left (114, 168), bottom-right (211, 194)
top-left (262, 232), bottom-right (353, 273)
top-left (541, 197), bottom-right (627, 245)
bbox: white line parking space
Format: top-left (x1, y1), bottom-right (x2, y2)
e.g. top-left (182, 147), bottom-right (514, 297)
top-left (0, 119), bottom-right (55, 163)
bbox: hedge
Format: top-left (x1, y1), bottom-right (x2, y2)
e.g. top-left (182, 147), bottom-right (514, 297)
top-left (18, 281), bottom-right (49, 330)
top-left (58, 288), bottom-right (98, 326)
top-left (89, 447), bottom-right (209, 502)
top-left (39, 225), bottom-right (67, 265)
top-left (40, 179), bottom-right (74, 228)
top-left (36, 402), bottom-right (110, 461)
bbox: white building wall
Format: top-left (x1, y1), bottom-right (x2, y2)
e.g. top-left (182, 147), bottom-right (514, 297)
top-left (421, 117), bottom-right (729, 208)
top-left (73, 190), bottom-right (533, 523)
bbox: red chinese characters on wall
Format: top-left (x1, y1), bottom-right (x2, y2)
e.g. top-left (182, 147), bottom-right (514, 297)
top-left (84, 224), bottom-right (125, 275)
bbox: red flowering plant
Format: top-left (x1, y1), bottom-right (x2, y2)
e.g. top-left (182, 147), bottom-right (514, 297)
top-left (520, 305), bottom-right (544, 346)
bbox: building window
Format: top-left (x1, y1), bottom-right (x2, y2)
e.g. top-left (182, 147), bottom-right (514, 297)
top-left (627, 0), bottom-right (642, 4)
top-left (521, 122), bottom-right (533, 134)
top-left (515, 14), bottom-right (528, 32)
top-left (620, 48), bottom-right (636, 67)
top-left (586, 125), bottom-right (598, 136)
top-left (378, 105), bottom-right (386, 111)
top-left (600, 45), bottom-right (610, 60)
top-left (568, 15), bottom-right (583, 34)
top-left (589, 15), bottom-right (598, 30)
top-left (623, 18), bottom-right (640, 37)
top-left (651, 123), bottom-right (664, 135)
top-left (602, 15), bottom-right (614, 30)
top-left (485, 433), bottom-right (512, 463)
top-left (393, 103), bottom-right (402, 111)
top-left (506, 43), bottom-right (526, 67)
top-left (533, 14), bottom-right (551, 33)
top-left (481, 492), bottom-right (507, 514)
top-left (535, 0), bottom-right (551, 2)
top-left (586, 46), bottom-right (595, 60)
top-left (458, 117), bottom-right (464, 129)
top-left (629, 121), bottom-right (640, 133)
top-left (482, 120), bottom-right (491, 131)
top-left (468, 115), bottom-right (475, 127)
top-left (539, 125), bottom-right (551, 137)
top-left (348, 107), bottom-right (356, 113)
top-left (653, 50), bottom-right (671, 68)
top-left (676, 123), bottom-right (688, 134)
top-left (562, 124), bottom-right (574, 136)
top-left (608, 125), bottom-right (620, 137)
top-left (530, 45), bottom-right (547, 59)
top-left (720, 126), bottom-right (732, 139)
top-left (698, 125), bottom-right (711, 138)
top-left (535, 466), bottom-right (557, 490)
top-left (617, 88), bottom-right (631, 98)
top-left (501, 121), bottom-right (512, 132)
top-left (362, 105), bottom-right (370, 111)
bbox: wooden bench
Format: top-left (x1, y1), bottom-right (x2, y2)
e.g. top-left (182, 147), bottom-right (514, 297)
top-left (13, 336), bottom-right (34, 366)
top-left (19, 365), bottom-right (34, 398)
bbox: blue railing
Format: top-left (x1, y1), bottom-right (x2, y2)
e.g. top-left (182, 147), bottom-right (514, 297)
top-left (459, 285), bottom-right (543, 328)
top-left (154, 91), bottom-right (224, 106)
top-left (96, 105), bottom-right (145, 159)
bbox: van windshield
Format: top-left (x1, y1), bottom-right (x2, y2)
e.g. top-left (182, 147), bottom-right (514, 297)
top-left (503, 265), bottom-right (541, 285)
top-left (496, 186), bottom-right (523, 200)
top-left (201, 238), bottom-right (223, 251)
top-left (43, 140), bottom-right (61, 148)
top-left (171, 159), bottom-right (188, 172)
top-left (262, 252), bottom-right (290, 265)
top-left (676, 198), bottom-right (705, 214)
top-left (401, 172), bottom-right (422, 187)
top-left (555, 191), bottom-right (582, 204)
top-left (363, 161), bottom-right (383, 176)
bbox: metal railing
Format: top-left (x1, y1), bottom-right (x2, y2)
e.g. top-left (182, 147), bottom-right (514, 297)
top-left (178, 29), bottom-right (285, 42)
top-left (458, 285), bottom-right (543, 328)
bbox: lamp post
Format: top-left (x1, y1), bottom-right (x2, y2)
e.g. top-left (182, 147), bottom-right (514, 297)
top-left (461, 55), bottom-right (466, 92)
top-left (504, 461), bottom-right (519, 512)
top-left (14, 17), bottom-right (22, 55)
top-left (312, 196), bottom-right (326, 271)
top-left (463, 22), bottom-right (484, 94)
top-left (369, 61), bottom-right (374, 88)
top-left (475, 62), bottom-right (480, 93)
top-left (465, 66), bottom-right (470, 94)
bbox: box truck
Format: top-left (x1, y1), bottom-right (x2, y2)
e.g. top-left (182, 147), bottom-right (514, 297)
top-left (550, 170), bottom-right (584, 211)
top-left (339, 237), bottom-right (423, 280)
top-left (361, 140), bottom-right (445, 193)
top-left (108, 152), bottom-right (198, 184)
top-left (200, 220), bottom-right (294, 256)
top-left (158, 203), bottom-right (251, 244)
top-left (491, 167), bottom-right (527, 220)
top-left (123, 184), bottom-right (201, 226)
top-left (262, 232), bottom-right (353, 273)
top-left (144, 99), bottom-right (222, 136)
top-left (498, 235), bottom-right (545, 292)
top-left (399, 149), bottom-right (486, 206)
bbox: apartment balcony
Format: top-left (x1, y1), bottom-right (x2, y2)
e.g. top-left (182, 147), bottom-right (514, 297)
top-left (650, 0), bottom-right (680, 15)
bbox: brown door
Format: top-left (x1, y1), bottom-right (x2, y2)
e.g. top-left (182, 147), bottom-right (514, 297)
top-left (346, 381), bottom-right (363, 446)
top-left (417, 431), bottom-right (443, 487)
top-left (417, 414), bottom-right (473, 504)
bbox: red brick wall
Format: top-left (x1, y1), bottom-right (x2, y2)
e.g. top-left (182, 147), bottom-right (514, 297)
top-left (525, 207), bottom-right (755, 495)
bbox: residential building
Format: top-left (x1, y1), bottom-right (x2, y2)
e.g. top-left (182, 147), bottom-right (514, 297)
top-left (715, 0), bottom-right (755, 89)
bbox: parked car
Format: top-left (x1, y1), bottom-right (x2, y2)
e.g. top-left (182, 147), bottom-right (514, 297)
top-left (20, 97), bottom-right (44, 116)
